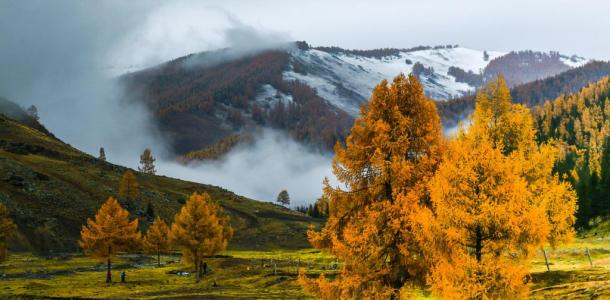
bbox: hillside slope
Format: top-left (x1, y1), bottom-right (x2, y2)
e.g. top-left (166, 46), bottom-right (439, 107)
top-left (0, 105), bottom-right (319, 252)
top-left (123, 42), bottom-right (585, 157)
top-left (438, 61), bottom-right (610, 127)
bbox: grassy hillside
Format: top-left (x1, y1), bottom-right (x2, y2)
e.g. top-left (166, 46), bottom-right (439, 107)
top-left (0, 108), bottom-right (320, 253)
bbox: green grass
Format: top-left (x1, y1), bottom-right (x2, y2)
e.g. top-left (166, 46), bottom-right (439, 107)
top-left (1, 235), bottom-right (609, 299)
top-left (0, 250), bottom-right (338, 299)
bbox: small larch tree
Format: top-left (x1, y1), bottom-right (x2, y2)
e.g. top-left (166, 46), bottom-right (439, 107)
top-left (79, 197), bottom-right (141, 283)
top-left (119, 170), bottom-right (139, 201)
top-left (138, 148), bottom-right (156, 174)
top-left (276, 190), bottom-right (290, 206)
top-left (300, 74), bottom-right (444, 298)
top-left (170, 192), bottom-right (233, 283)
top-left (0, 203), bottom-right (17, 263)
top-left (143, 216), bottom-right (170, 267)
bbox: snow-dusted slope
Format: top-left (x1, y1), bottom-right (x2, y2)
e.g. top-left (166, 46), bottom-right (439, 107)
top-left (283, 47), bottom-right (505, 115)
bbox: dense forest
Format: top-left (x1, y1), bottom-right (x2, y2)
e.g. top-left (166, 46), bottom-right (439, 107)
top-left (482, 50), bottom-right (574, 87)
top-left (124, 49), bottom-right (352, 155)
top-left (533, 77), bottom-right (610, 226)
top-left (438, 61), bottom-right (610, 126)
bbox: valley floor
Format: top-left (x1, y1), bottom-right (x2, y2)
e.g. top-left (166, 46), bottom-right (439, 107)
top-left (1, 237), bottom-right (609, 299)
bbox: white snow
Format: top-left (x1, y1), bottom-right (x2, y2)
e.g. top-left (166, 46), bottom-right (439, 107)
top-left (254, 84), bottom-right (293, 109)
top-left (560, 54), bottom-right (588, 68)
top-left (283, 47), bottom-right (506, 116)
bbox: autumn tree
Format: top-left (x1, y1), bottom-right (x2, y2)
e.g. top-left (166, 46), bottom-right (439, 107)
top-left (79, 197), bottom-right (141, 283)
top-left (119, 170), bottom-right (139, 201)
top-left (143, 216), bottom-right (170, 267)
top-left (138, 148), bottom-right (156, 174)
top-left (99, 147), bottom-right (106, 161)
top-left (424, 77), bottom-right (577, 299)
top-left (300, 74), bottom-right (444, 298)
top-left (276, 190), bottom-right (290, 206)
top-left (315, 196), bottom-right (330, 217)
top-left (0, 203), bottom-right (17, 263)
top-left (170, 192), bottom-right (233, 283)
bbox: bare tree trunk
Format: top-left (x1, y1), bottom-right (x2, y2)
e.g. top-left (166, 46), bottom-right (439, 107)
top-left (542, 247), bottom-right (550, 272)
top-left (586, 248), bottom-right (593, 268)
top-left (106, 245), bottom-right (112, 283)
top-left (157, 248), bottom-right (161, 267)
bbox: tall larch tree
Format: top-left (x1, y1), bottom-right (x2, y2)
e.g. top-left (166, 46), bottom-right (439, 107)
top-left (425, 76), bottom-right (577, 299)
top-left (119, 170), bottom-right (139, 202)
top-left (143, 216), bottom-right (171, 267)
top-left (138, 148), bottom-right (156, 174)
top-left (79, 197), bottom-right (141, 283)
top-left (170, 192), bottom-right (233, 283)
top-left (0, 203), bottom-right (17, 263)
top-left (300, 74), bottom-right (444, 298)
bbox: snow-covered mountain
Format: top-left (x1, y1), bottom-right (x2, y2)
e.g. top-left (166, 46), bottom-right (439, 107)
top-left (281, 43), bottom-right (587, 116)
top-left (123, 42), bottom-right (589, 155)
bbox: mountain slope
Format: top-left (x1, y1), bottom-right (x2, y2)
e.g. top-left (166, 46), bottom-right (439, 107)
top-left (438, 61), bottom-right (610, 128)
top-left (0, 102), bottom-right (319, 252)
top-left (123, 42), bottom-right (586, 157)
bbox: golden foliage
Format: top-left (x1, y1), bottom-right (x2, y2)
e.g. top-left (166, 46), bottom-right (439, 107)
top-left (424, 77), bottom-right (577, 299)
top-left (0, 203), bottom-right (17, 262)
top-left (170, 192), bottom-right (233, 282)
top-left (143, 216), bottom-right (171, 266)
top-left (119, 170), bottom-right (139, 201)
top-left (303, 74), bottom-right (444, 298)
top-left (79, 197), bottom-right (141, 260)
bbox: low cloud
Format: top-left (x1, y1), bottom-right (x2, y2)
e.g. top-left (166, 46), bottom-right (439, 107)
top-left (0, 1), bottom-right (329, 206)
top-left (158, 130), bottom-right (335, 207)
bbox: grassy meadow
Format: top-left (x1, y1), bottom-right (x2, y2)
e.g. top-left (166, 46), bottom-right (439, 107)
top-left (1, 232), bottom-right (610, 299)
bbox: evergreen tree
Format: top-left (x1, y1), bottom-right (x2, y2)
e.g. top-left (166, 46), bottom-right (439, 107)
top-left (138, 148), bottom-right (156, 174)
top-left (79, 197), bottom-right (141, 283)
top-left (26, 104), bottom-right (39, 121)
top-left (99, 147), bottom-right (106, 161)
top-left (276, 190), bottom-right (290, 206)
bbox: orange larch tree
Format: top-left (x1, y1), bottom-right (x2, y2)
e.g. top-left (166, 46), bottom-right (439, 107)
top-left (300, 74), bottom-right (444, 298)
top-left (424, 76), bottom-right (577, 299)
top-left (143, 216), bottom-right (171, 267)
top-left (79, 197), bottom-right (141, 283)
top-left (170, 192), bottom-right (233, 283)
top-left (119, 170), bottom-right (139, 202)
top-left (0, 203), bottom-right (17, 263)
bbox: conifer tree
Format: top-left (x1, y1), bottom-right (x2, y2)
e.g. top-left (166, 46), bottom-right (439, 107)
top-left (99, 147), bottom-right (106, 161)
top-left (276, 190), bottom-right (290, 206)
top-left (300, 74), bottom-right (443, 298)
top-left (424, 77), bottom-right (577, 299)
top-left (138, 148), bottom-right (156, 174)
top-left (79, 197), bottom-right (141, 283)
top-left (0, 203), bottom-right (17, 263)
top-left (119, 170), bottom-right (139, 201)
top-left (143, 216), bottom-right (170, 267)
top-left (26, 104), bottom-right (39, 121)
top-left (170, 193), bottom-right (233, 282)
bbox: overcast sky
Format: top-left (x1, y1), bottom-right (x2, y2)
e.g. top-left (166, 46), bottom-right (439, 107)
top-left (0, 0), bottom-right (608, 204)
